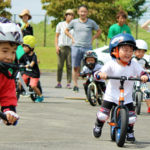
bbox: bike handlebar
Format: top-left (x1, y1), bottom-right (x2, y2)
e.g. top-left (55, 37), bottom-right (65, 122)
top-left (107, 76), bottom-right (141, 81)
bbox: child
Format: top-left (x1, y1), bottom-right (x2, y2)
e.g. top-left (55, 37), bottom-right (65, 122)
top-left (132, 39), bottom-right (150, 113)
top-left (19, 35), bottom-right (44, 103)
top-left (19, 9), bottom-right (33, 36)
top-left (80, 50), bottom-right (106, 99)
top-left (93, 33), bottom-right (149, 142)
top-left (0, 17), bottom-right (21, 125)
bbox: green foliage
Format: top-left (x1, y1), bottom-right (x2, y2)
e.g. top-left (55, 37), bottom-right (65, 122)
top-left (0, 0), bottom-right (11, 18)
top-left (114, 0), bottom-right (147, 20)
top-left (41, 0), bottom-right (118, 41)
top-left (128, 0), bottom-right (147, 20)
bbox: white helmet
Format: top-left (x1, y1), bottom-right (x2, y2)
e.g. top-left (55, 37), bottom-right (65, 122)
top-left (135, 39), bottom-right (148, 51)
top-left (0, 17), bottom-right (23, 45)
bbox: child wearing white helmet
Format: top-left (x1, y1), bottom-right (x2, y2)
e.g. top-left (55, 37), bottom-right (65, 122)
top-left (19, 35), bottom-right (44, 103)
top-left (0, 17), bottom-right (22, 125)
top-left (132, 39), bottom-right (150, 113)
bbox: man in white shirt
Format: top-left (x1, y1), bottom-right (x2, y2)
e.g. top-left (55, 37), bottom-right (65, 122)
top-left (55, 9), bottom-right (74, 89)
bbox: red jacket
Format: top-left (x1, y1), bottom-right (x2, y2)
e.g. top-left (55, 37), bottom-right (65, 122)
top-left (0, 73), bottom-right (17, 107)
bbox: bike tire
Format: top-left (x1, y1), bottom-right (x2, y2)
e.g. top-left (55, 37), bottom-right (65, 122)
top-left (97, 88), bottom-right (103, 105)
top-left (135, 92), bottom-right (142, 115)
top-left (110, 106), bottom-right (116, 141)
top-left (115, 108), bottom-right (128, 147)
top-left (87, 84), bottom-right (97, 106)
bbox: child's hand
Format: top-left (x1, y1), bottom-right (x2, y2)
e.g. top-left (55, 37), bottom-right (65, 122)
top-left (99, 72), bottom-right (107, 80)
top-left (141, 75), bottom-right (148, 83)
top-left (4, 111), bottom-right (19, 125)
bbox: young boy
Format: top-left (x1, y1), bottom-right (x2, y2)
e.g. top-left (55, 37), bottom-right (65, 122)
top-left (132, 39), bottom-right (150, 113)
top-left (80, 50), bottom-right (106, 98)
top-left (93, 33), bottom-right (149, 141)
top-left (0, 17), bottom-right (21, 125)
top-left (108, 10), bottom-right (131, 40)
top-left (19, 35), bottom-right (44, 103)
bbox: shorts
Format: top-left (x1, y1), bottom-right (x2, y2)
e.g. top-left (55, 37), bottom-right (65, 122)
top-left (71, 46), bottom-right (92, 67)
top-left (22, 74), bottom-right (39, 87)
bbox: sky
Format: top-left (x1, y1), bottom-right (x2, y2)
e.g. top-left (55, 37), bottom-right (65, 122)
top-left (10, 0), bottom-right (46, 23)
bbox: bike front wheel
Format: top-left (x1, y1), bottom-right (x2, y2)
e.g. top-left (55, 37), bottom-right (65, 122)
top-left (135, 92), bottom-right (142, 115)
top-left (115, 108), bottom-right (128, 147)
top-left (87, 83), bottom-right (97, 106)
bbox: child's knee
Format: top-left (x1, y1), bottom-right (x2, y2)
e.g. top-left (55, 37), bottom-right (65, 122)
top-left (97, 107), bottom-right (110, 122)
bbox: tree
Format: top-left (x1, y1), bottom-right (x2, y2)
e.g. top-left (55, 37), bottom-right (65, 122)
top-left (41, 0), bottom-right (118, 41)
top-left (0, 0), bottom-right (11, 19)
top-left (41, 0), bottom-right (147, 42)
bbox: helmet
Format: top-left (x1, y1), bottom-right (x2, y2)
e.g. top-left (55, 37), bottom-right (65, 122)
top-left (83, 50), bottom-right (98, 70)
top-left (23, 35), bottom-right (36, 49)
top-left (0, 17), bottom-right (23, 45)
top-left (109, 33), bottom-right (136, 58)
top-left (135, 39), bottom-right (148, 51)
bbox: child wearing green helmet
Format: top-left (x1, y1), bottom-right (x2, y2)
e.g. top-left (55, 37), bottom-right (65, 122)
top-left (19, 35), bottom-right (44, 102)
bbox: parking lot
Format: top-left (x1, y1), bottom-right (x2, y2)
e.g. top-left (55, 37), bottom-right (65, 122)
top-left (0, 72), bottom-right (150, 150)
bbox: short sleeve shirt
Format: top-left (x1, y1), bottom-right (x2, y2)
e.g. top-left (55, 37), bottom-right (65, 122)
top-left (108, 23), bottom-right (131, 39)
top-left (67, 18), bottom-right (99, 48)
top-left (19, 53), bottom-right (40, 78)
top-left (101, 59), bottom-right (144, 105)
top-left (56, 21), bottom-right (73, 47)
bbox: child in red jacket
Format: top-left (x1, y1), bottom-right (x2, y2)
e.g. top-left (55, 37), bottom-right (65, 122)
top-left (0, 17), bottom-right (22, 125)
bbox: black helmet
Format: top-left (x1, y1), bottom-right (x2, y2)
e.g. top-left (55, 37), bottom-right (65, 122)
top-left (83, 50), bottom-right (98, 70)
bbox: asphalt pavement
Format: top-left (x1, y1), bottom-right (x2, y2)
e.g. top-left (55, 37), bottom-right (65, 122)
top-left (0, 72), bottom-right (150, 150)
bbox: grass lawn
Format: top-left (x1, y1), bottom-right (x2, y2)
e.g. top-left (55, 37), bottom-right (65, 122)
top-left (32, 22), bottom-right (150, 71)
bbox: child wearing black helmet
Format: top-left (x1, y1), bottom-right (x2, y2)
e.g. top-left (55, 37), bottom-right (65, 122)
top-left (0, 17), bottom-right (21, 125)
top-left (80, 50), bottom-right (106, 99)
top-left (93, 33), bottom-right (150, 142)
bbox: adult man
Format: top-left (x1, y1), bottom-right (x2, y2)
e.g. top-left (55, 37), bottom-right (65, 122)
top-left (108, 10), bottom-right (131, 39)
top-left (55, 9), bottom-right (74, 89)
top-left (65, 5), bottom-right (101, 92)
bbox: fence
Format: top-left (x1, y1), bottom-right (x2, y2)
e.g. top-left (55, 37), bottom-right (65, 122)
top-left (11, 13), bottom-right (150, 48)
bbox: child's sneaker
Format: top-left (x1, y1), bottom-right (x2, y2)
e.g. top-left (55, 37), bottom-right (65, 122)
top-left (35, 96), bottom-right (44, 103)
top-left (55, 83), bottom-right (62, 88)
top-left (126, 131), bottom-right (135, 142)
top-left (147, 107), bottom-right (150, 113)
top-left (93, 125), bottom-right (102, 138)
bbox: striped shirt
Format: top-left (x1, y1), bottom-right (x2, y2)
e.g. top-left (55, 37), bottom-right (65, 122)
top-left (56, 21), bottom-right (73, 47)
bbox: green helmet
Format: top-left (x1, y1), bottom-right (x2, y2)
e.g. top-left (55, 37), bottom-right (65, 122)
top-left (23, 35), bottom-right (36, 49)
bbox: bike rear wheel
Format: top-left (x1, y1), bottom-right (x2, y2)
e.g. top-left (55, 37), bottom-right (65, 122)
top-left (115, 108), bottom-right (128, 147)
top-left (87, 84), bottom-right (97, 106)
top-left (135, 92), bottom-right (142, 115)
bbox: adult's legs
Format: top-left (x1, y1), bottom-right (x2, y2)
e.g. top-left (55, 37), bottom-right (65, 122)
top-left (65, 46), bottom-right (72, 85)
top-left (56, 47), bottom-right (66, 87)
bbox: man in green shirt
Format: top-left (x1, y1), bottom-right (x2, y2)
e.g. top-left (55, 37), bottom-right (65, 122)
top-left (108, 10), bottom-right (131, 39)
